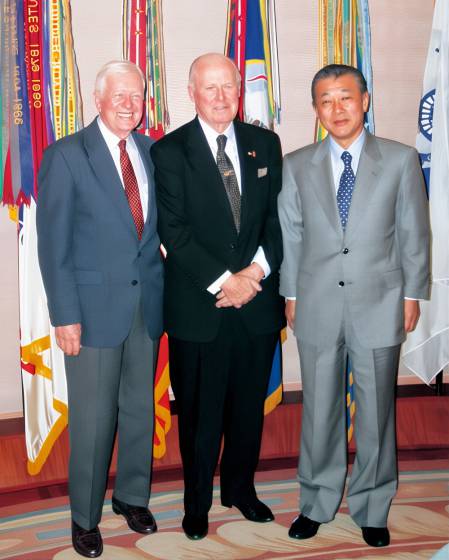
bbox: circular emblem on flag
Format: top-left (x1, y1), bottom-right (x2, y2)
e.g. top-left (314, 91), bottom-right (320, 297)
top-left (418, 89), bottom-right (435, 141)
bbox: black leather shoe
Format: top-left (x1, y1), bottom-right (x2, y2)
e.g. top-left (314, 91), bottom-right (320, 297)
top-left (112, 497), bottom-right (157, 534)
top-left (362, 526), bottom-right (390, 547)
top-left (72, 520), bottom-right (103, 558)
top-left (222, 497), bottom-right (274, 522)
top-left (182, 514), bottom-right (208, 540)
top-left (288, 514), bottom-right (321, 539)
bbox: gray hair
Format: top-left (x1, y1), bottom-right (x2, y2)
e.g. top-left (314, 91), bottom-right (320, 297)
top-left (188, 53), bottom-right (241, 89)
top-left (95, 60), bottom-right (146, 96)
top-left (311, 64), bottom-right (368, 105)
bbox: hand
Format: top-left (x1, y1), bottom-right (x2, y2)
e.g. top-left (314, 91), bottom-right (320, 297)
top-left (216, 272), bottom-right (262, 308)
top-left (285, 299), bottom-right (296, 330)
top-left (55, 323), bottom-right (82, 356)
top-left (237, 262), bottom-right (265, 282)
top-left (404, 300), bottom-right (420, 332)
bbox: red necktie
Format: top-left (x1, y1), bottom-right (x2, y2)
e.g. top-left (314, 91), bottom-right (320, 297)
top-left (118, 139), bottom-right (145, 239)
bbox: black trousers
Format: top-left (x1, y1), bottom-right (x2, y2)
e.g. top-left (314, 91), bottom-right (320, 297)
top-left (169, 311), bottom-right (278, 516)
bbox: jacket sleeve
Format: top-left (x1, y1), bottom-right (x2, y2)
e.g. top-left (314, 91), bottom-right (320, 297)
top-left (395, 147), bottom-right (431, 300)
top-left (278, 153), bottom-right (303, 299)
top-left (36, 144), bottom-right (82, 326)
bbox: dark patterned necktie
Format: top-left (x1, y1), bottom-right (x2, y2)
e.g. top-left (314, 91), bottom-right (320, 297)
top-left (337, 151), bottom-right (356, 230)
top-left (216, 134), bottom-right (241, 232)
top-left (118, 139), bottom-right (145, 239)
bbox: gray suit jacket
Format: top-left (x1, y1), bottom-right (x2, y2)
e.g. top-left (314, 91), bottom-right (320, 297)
top-left (278, 133), bottom-right (430, 348)
top-left (37, 119), bottom-right (163, 347)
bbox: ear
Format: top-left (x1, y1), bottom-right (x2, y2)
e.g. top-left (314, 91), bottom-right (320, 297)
top-left (362, 91), bottom-right (370, 113)
top-left (188, 84), bottom-right (195, 103)
top-left (94, 91), bottom-right (102, 113)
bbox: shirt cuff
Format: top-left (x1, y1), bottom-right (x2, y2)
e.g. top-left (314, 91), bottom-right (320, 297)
top-left (404, 297), bottom-right (419, 301)
top-left (285, 297), bottom-right (296, 301)
top-left (207, 270), bottom-right (232, 295)
top-left (252, 246), bottom-right (271, 279)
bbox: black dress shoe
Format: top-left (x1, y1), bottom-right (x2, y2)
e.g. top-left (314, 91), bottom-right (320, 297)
top-left (72, 520), bottom-right (103, 558)
top-left (222, 497), bottom-right (274, 522)
top-left (112, 497), bottom-right (157, 534)
top-left (288, 514), bottom-right (321, 539)
top-left (362, 526), bottom-right (390, 547)
top-left (182, 514), bottom-right (208, 540)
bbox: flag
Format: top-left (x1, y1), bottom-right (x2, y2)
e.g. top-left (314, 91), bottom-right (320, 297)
top-left (19, 201), bottom-right (68, 474)
top-left (225, 0), bottom-right (281, 129)
top-left (0, 0), bottom-right (83, 474)
top-left (225, 0), bottom-right (283, 414)
top-left (123, 0), bottom-right (172, 457)
top-left (402, 0), bottom-right (449, 384)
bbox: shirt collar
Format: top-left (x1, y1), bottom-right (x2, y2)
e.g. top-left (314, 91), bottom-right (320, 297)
top-left (329, 128), bottom-right (366, 163)
top-left (97, 116), bottom-right (136, 151)
top-left (198, 117), bottom-right (236, 150)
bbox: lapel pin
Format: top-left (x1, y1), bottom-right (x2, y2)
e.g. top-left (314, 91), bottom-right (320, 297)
top-left (247, 150), bottom-right (256, 158)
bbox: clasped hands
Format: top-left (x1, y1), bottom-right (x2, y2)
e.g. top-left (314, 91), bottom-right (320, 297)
top-left (215, 263), bottom-right (264, 309)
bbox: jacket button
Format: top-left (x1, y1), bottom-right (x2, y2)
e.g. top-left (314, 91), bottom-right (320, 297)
top-left (131, 280), bottom-right (138, 286)
top-left (343, 248), bottom-right (349, 254)
top-left (339, 281), bottom-right (345, 287)
top-left (137, 251), bottom-right (142, 257)
top-left (230, 243), bottom-right (236, 250)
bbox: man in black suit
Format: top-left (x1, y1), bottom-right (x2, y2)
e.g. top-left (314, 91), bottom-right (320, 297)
top-left (151, 52), bottom-right (285, 540)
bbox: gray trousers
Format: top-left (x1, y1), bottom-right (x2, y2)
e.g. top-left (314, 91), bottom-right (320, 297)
top-left (297, 314), bottom-right (400, 528)
top-left (65, 302), bottom-right (158, 529)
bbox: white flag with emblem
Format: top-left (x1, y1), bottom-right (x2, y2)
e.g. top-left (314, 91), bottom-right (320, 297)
top-left (402, 0), bottom-right (449, 383)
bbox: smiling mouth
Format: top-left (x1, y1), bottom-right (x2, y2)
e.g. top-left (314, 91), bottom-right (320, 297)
top-left (117, 112), bottom-right (134, 118)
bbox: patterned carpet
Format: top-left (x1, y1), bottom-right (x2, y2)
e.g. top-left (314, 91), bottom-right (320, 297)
top-left (0, 466), bottom-right (448, 560)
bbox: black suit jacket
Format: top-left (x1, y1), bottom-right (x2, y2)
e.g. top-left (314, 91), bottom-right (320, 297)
top-left (151, 117), bottom-right (286, 342)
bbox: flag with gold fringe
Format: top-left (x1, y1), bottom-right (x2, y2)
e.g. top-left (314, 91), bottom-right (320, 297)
top-left (225, 0), bottom-right (283, 415)
top-left (0, 0), bottom-right (83, 474)
top-left (122, 0), bottom-right (171, 458)
top-left (317, 0), bottom-right (374, 440)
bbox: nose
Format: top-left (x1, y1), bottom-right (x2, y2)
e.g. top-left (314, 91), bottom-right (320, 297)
top-left (123, 95), bottom-right (133, 108)
top-left (334, 99), bottom-right (344, 112)
top-left (216, 87), bottom-right (225, 101)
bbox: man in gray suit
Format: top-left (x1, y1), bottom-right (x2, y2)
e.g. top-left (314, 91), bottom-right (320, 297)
top-left (278, 64), bottom-right (430, 548)
top-left (37, 61), bottom-right (163, 558)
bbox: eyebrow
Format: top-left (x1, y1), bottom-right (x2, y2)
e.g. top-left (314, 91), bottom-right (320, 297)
top-left (319, 88), bottom-right (352, 97)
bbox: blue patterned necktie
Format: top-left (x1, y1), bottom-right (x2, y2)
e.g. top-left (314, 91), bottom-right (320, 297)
top-left (337, 151), bottom-right (355, 230)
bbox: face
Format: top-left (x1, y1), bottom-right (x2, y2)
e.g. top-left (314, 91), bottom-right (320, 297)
top-left (188, 57), bottom-right (240, 133)
top-left (313, 74), bottom-right (369, 148)
top-left (94, 71), bottom-right (144, 139)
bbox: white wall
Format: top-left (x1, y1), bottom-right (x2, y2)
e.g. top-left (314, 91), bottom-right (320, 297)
top-left (0, 1), bottom-right (438, 415)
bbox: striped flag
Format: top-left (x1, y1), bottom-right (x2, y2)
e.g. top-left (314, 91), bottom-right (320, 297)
top-left (1, 0), bottom-right (83, 474)
top-left (225, 0), bottom-right (283, 414)
top-left (402, 0), bottom-right (449, 383)
top-left (123, 0), bottom-right (172, 458)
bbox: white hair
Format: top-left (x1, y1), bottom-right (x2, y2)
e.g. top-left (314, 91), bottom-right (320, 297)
top-left (94, 60), bottom-right (145, 96)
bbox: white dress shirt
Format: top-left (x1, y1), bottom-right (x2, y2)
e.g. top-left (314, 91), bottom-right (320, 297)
top-left (197, 118), bottom-right (270, 294)
top-left (97, 117), bottom-right (148, 221)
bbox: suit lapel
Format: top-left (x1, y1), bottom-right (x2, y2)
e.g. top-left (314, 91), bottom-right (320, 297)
top-left (133, 132), bottom-right (155, 245)
top-left (308, 137), bottom-right (342, 236)
top-left (233, 121), bottom-right (259, 235)
top-left (83, 119), bottom-right (137, 237)
top-left (345, 132), bottom-right (382, 241)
